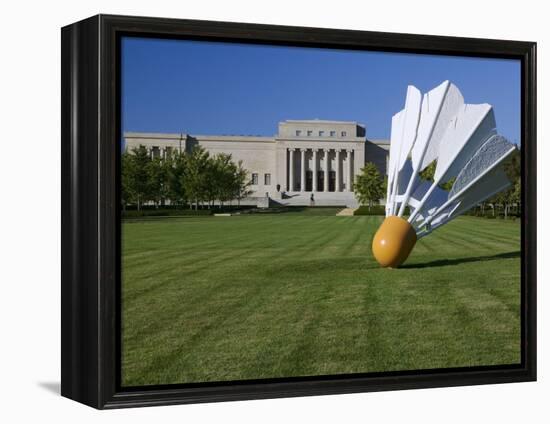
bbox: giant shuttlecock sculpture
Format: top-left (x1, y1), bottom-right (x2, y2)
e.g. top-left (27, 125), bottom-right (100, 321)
top-left (372, 80), bottom-right (517, 268)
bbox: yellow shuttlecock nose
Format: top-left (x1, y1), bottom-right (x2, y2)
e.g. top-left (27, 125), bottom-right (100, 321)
top-left (372, 216), bottom-right (417, 268)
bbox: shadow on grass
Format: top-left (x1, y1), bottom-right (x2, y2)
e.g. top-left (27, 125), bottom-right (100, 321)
top-left (401, 251), bottom-right (520, 269)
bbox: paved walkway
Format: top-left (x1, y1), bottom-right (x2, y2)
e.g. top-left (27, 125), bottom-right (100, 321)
top-left (336, 207), bottom-right (357, 216)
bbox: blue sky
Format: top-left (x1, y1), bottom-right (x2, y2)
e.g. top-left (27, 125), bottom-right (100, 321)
top-left (121, 37), bottom-right (521, 144)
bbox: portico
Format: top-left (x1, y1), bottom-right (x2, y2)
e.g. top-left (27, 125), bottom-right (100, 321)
top-left (286, 148), bottom-right (355, 193)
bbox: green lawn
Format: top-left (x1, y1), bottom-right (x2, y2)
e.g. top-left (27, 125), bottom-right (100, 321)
top-left (121, 211), bottom-right (521, 387)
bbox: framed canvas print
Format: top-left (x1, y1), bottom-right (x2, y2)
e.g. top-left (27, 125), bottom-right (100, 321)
top-left (61, 14), bottom-right (537, 409)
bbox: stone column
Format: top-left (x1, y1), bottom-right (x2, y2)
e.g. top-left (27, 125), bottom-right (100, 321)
top-left (312, 149), bottom-right (318, 192)
top-left (335, 149), bottom-right (341, 192)
top-left (347, 150), bottom-right (353, 191)
top-left (324, 149), bottom-right (329, 192)
top-left (300, 149), bottom-right (306, 192)
top-left (289, 148), bottom-right (295, 192)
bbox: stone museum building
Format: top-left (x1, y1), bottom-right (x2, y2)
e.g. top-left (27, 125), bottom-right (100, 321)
top-left (124, 120), bottom-right (390, 207)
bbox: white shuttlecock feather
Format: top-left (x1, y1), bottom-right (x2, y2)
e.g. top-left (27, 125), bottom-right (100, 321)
top-left (372, 80), bottom-right (517, 268)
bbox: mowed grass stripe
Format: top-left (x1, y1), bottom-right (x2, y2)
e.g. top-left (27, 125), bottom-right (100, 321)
top-left (122, 214), bottom-right (521, 386)
top-left (442, 219), bottom-right (520, 247)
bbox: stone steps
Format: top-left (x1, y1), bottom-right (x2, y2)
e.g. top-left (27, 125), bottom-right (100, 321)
top-left (270, 192), bottom-right (359, 207)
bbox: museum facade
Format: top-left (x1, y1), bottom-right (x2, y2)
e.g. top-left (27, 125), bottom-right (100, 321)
top-left (124, 120), bottom-right (390, 207)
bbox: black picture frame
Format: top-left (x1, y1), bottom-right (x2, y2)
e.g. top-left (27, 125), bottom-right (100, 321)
top-left (61, 14), bottom-right (537, 409)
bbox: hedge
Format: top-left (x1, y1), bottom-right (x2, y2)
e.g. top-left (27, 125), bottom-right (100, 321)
top-left (353, 205), bottom-right (410, 216)
top-left (353, 205), bottom-right (519, 220)
top-left (122, 209), bottom-right (212, 218)
top-left (465, 210), bottom-right (520, 220)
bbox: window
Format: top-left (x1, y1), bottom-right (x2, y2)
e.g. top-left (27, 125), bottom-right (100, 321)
top-left (307, 130), bottom-right (313, 136)
top-left (341, 131), bottom-right (347, 137)
top-left (152, 146), bottom-right (160, 159)
top-left (251, 173), bottom-right (258, 185)
top-left (319, 131), bottom-right (325, 137)
top-left (330, 131), bottom-right (336, 137)
top-left (264, 173), bottom-right (271, 185)
top-left (295, 130), bottom-right (302, 136)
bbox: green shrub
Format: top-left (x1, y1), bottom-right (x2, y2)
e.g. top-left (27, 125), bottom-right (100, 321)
top-left (465, 208), bottom-right (521, 220)
top-left (123, 208), bottom-right (212, 218)
top-left (354, 205), bottom-right (384, 216)
top-left (124, 204), bottom-right (186, 211)
top-left (238, 206), bottom-right (345, 216)
top-left (353, 205), bottom-right (410, 216)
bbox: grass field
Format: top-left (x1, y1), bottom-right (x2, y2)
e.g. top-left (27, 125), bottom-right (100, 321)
top-left (121, 210), bottom-right (521, 386)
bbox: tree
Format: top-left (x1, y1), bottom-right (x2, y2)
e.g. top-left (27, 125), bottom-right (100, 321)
top-left (121, 150), bottom-right (135, 211)
top-left (166, 151), bottom-right (186, 207)
top-left (419, 160), bottom-right (436, 182)
top-left (146, 156), bottom-right (169, 208)
top-left (121, 144), bottom-right (252, 212)
top-left (183, 146), bottom-right (211, 210)
top-left (486, 148), bottom-right (521, 219)
top-left (511, 177), bottom-right (521, 216)
top-left (233, 160), bottom-right (253, 207)
top-left (503, 149), bottom-right (521, 218)
top-left (419, 160), bottom-right (454, 191)
top-left (202, 154), bottom-right (220, 209)
top-left (127, 145), bottom-right (151, 211)
top-left (212, 153), bottom-right (237, 208)
top-left (354, 162), bottom-right (385, 209)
